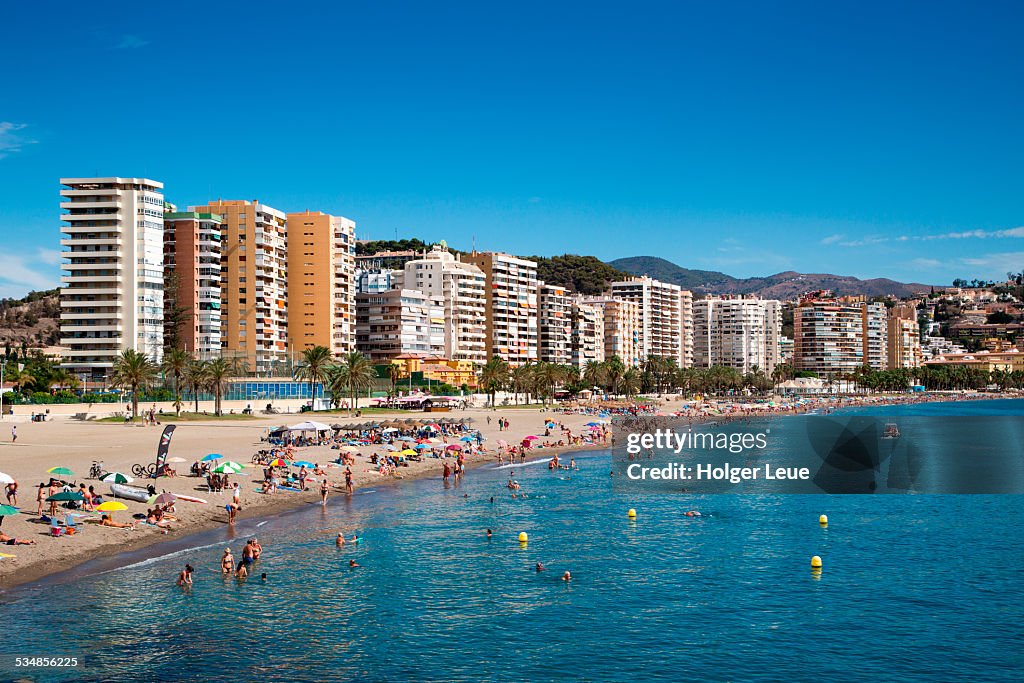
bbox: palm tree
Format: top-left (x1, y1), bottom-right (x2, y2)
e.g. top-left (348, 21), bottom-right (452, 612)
top-left (388, 363), bottom-right (403, 402)
top-left (162, 348), bottom-right (193, 416)
top-left (293, 345), bottom-right (333, 409)
top-left (328, 351), bottom-right (377, 415)
top-left (9, 368), bottom-right (35, 395)
top-left (511, 362), bottom-right (534, 405)
top-left (621, 367), bottom-right (642, 397)
top-left (110, 349), bottom-right (159, 422)
top-left (184, 360), bottom-right (209, 413)
top-left (533, 363), bottom-right (569, 405)
top-left (204, 357), bottom-right (233, 416)
top-left (479, 356), bottom-right (511, 408)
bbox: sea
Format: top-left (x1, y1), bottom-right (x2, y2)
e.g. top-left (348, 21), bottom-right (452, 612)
top-left (1, 399), bottom-right (1023, 682)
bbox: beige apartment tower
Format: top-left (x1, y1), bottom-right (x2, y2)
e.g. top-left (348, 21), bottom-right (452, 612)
top-left (609, 276), bottom-right (690, 367)
top-left (59, 177), bottom-right (165, 380)
top-left (285, 210), bottom-right (356, 357)
top-left (464, 252), bottom-right (539, 365)
top-left (190, 200), bottom-right (288, 375)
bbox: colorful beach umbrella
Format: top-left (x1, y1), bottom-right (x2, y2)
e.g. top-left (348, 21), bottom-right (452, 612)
top-left (47, 466), bottom-right (74, 476)
top-left (166, 457), bottom-right (187, 464)
top-left (523, 435), bottom-right (540, 441)
top-left (100, 472), bottom-right (133, 484)
top-left (445, 444), bottom-right (463, 451)
top-left (293, 461), bottom-right (315, 468)
top-left (201, 454), bottom-right (222, 462)
top-left (459, 436), bottom-right (475, 442)
top-left (47, 491), bottom-right (84, 502)
top-left (267, 458), bottom-right (291, 467)
top-left (400, 449), bottom-right (417, 456)
top-left (149, 493), bottom-right (177, 505)
top-left (212, 463), bottom-right (240, 474)
top-left (96, 501), bottom-right (128, 512)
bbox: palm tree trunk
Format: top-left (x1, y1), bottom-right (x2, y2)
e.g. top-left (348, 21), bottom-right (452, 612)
top-left (132, 384), bottom-right (139, 423)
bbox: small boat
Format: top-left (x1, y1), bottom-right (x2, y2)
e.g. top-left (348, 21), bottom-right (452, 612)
top-left (882, 423), bottom-right (900, 440)
top-left (108, 483), bottom-right (151, 502)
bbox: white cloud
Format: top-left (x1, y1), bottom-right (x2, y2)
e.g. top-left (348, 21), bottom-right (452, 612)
top-left (910, 258), bottom-right (942, 269)
top-left (0, 253), bottom-right (60, 299)
top-left (36, 248), bottom-right (63, 265)
top-left (819, 234), bottom-right (844, 245)
top-left (833, 225), bottom-right (1024, 248)
top-left (0, 122), bottom-right (36, 159)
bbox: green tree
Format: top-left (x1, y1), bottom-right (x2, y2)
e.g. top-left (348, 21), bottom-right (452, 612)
top-left (184, 360), bottom-right (209, 413)
top-left (328, 351), bottom-right (377, 415)
top-left (293, 345), bottom-right (334, 407)
top-left (162, 348), bottom-right (193, 416)
top-left (204, 357), bottom-right (233, 416)
top-left (110, 349), bottom-right (159, 421)
top-left (479, 356), bottom-right (511, 407)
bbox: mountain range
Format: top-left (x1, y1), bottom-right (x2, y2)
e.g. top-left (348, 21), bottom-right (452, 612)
top-left (607, 256), bottom-right (933, 299)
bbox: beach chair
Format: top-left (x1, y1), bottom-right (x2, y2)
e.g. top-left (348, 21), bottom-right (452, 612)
top-left (49, 520), bottom-right (65, 537)
top-left (65, 516), bottom-right (79, 535)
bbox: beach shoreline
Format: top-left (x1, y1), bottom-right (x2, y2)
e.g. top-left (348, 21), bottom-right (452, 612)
top-left (0, 391), bottom-right (1013, 593)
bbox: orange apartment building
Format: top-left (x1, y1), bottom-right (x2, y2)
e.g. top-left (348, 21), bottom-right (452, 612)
top-left (286, 210), bottom-right (356, 356)
top-left (189, 199), bottom-right (288, 375)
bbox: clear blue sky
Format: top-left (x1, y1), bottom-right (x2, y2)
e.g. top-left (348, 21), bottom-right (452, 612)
top-left (2, 0), bottom-right (1022, 298)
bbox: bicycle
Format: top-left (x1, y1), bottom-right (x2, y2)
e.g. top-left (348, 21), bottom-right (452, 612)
top-left (89, 461), bottom-right (105, 479)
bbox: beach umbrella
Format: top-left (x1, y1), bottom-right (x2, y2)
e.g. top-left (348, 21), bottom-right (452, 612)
top-left (399, 448), bottom-right (417, 456)
top-left (584, 422), bottom-right (602, 427)
top-left (0, 472), bottom-right (14, 485)
top-left (288, 420), bottom-right (330, 432)
top-left (267, 458), bottom-right (291, 467)
top-left (47, 491), bottom-right (84, 502)
top-left (166, 457), bottom-right (187, 464)
top-left (414, 443), bottom-right (431, 450)
top-left (47, 466), bottom-right (74, 477)
top-left (445, 444), bottom-right (463, 451)
top-left (202, 454), bottom-right (222, 462)
top-left (459, 436), bottom-right (475, 442)
top-left (523, 435), bottom-right (540, 441)
top-left (213, 462), bottom-right (244, 474)
top-left (496, 439), bottom-right (508, 448)
top-left (96, 501), bottom-right (128, 512)
top-left (99, 472), bottom-right (133, 484)
top-left (148, 493), bottom-right (177, 505)
top-left (0, 505), bottom-right (19, 516)
top-left (398, 436), bottom-right (415, 442)
top-left (293, 460), bottom-right (315, 468)
top-left (382, 427), bottom-right (399, 433)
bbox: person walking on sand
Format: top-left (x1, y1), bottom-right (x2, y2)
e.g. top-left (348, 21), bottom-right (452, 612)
top-left (5, 479), bottom-right (17, 506)
top-left (231, 482), bottom-right (241, 506)
top-left (35, 482), bottom-right (46, 517)
top-left (11, 425), bottom-right (16, 443)
top-left (320, 478), bottom-right (330, 506)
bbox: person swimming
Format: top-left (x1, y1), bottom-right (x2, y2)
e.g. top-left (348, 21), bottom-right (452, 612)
top-left (536, 562), bottom-right (544, 572)
top-left (684, 510), bottom-right (702, 517)
top-left (486, 529), bottom-right (492, 538)
top-left (562, 571), bottom-right (572, 581)
top-left (349, 559), bottom-right (359, 568)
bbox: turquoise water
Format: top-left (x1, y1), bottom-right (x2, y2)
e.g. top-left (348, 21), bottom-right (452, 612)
top-left (2, 400), bottom-right (1023, 682)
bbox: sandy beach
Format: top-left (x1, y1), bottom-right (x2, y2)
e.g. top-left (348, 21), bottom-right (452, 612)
top-left (0, 405), bottom-right (605, 589)
top-left (0, 390), bottom-right (1008, 589)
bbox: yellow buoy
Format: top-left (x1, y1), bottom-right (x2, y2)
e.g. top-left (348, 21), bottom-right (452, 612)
top-left (518, 532), bottom-right (528, 543)
top-left (810, 555), bottom-right (823, 569)
top-left (627, 508), bottom-right (637, 518)
top-left (819, 514), bottom-right (828, 526)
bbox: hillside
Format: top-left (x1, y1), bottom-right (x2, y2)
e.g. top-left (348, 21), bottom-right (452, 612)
top-left (528, 254), bottom-right (629, 295)
top-left (609, 257), bottom-right (932, 298)
top-left (0, 288), bottom-right (61, 349)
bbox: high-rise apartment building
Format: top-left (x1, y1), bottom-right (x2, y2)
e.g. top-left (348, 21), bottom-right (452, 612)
top-left (285, 210), bottom-right (356, 357)
top-left (355, 268), bottom-right (395, 294)
top-left (680, 289), bottom-right (694, 368)
top-left (190, 200), bottom-right (288, 375)
top-left (163, 211), bottom-right (223, 359)
top-left (402, 247), bottom-right (487, 364)
top-left (692, 296), bottom-right (782, 374)
top-left (887, 304), bottom-right (921, 369)
top-left (355, 289), bottom-right (444, 361)
top-left (538, 284), bottom-right (572, 364)
top-left (609, 277), bottom-right (688, 366)
top-left (793, 295), bottom-right (888, 375)
top-left (464, 252), bottom-right (539, 365)
top-left (581, 296), bottom-right (641, 365)
top-left (571, 300), bottom-right (605, 369)
top-left (59, 177), bottom-right (165, 380)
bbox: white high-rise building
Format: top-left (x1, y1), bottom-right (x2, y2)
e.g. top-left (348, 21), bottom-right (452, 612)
top-left (59, 177), bottom-right (165, 380)
top-left (609, 276), bottom-right (690, 366)
top-left (571, 300), bottom-right (605, 369)
top-left (402, 246), bottom-right (487, 364)
top-left (692, 296), bottom-right (782, 374)
top-left (464, 251), bottom-right (540, 365)
top-left (355, 288), bottom-right (445, 361)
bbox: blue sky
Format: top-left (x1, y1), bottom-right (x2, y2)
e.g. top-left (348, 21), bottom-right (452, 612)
top-left (1, 0), bottom-right (1023, 297)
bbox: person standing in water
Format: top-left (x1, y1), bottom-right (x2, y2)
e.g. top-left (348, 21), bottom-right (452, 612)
top-left (320, 478), bottom-right (330, 506)
top-left (221, 549), bottom-right (234, 575)
top-left (177, 564), bottom-right (194, 587)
